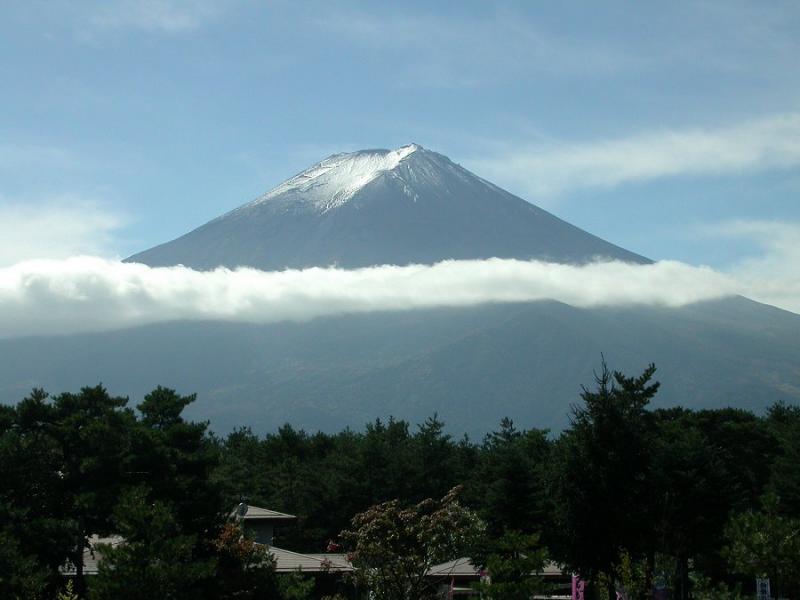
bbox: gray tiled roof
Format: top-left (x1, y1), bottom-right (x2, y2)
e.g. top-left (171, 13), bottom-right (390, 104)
top-left (60, 535), bottom-right (124, 576)
top-left (231, 504), bottom-right (297, 521)
top-left (427, 557), bottom-right (480, 577)
top-left (63, 537), bottom-right (352, 576)
top-left (426, 558), bottom-right (566, 578)
top-left (269, 547), bottom-right (353, 573)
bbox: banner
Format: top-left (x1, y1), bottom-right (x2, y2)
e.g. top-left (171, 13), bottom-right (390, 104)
top-left (572, 575), bottom-right (585, 600)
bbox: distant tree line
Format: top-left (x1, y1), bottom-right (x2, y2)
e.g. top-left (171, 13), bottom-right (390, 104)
top-left (1, 361), bottom-right (799, 599)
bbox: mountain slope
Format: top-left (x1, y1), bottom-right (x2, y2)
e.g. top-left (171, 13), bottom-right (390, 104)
top-left (1, 296), bottom-right (798, 436)
top-left (127, 144), bottom-right (647, 269)
top-left (5, 144), bottom-right (798, 435)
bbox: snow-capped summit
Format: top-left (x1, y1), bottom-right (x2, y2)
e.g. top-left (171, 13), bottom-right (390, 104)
top-left (127, 144), bottom-right (647, 270)
top-left (244, 144), bottom-right (424, 215)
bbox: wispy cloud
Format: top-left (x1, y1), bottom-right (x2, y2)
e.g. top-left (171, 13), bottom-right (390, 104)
top-left (86, 0), bottom-right (227, 34)
top-left (0, 257), bottom-right (740, 338)
top-left (29, 0), bottom-right (235, 38)
top-left (0, 199), bottom-right (126, 266)
top-left (313, 9), bottom-right (642, 88)
top-left (469, 113), bottom-right (800, 199)
top-left (0, 144), bottom-right (80, 172)
top-left (702, 219), bottom-right (800, 314)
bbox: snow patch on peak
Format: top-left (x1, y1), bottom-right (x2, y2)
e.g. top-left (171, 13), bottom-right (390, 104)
top-left (250, 144), bottom-right (423, 214)
top-left (399, 143), bottom-right (423, 153)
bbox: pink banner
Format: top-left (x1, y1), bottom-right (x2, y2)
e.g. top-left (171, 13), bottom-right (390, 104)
top-left (572, 575), bottom-right (585, 600)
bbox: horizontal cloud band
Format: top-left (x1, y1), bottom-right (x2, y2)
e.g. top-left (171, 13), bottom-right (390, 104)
top-left (471, 112), bottom-right (800, 198)
top-left (0, 257), bottom-right (741, 338)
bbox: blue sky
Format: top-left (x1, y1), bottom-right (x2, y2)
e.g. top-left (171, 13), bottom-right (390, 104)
top-left (1, 1), bottom-right (799, 300)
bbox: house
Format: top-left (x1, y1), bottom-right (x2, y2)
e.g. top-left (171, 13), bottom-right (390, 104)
top-left (426, 556), bottom-right (573, 599)
top-left (232, 502), bottom-right (297, 546)
top-left (235, 502), bottom-right (357, 598)
top-left (63, 504), bottom-right (356, 598)
top-left (60, 535), bottom-right (124, 577)
top-left (62, 503), bottom-right (574, 600)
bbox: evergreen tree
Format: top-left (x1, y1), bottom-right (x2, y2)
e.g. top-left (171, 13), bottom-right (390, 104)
top-left (549, 361), bottom-right (659, 600)
top-left (51, 386), bottom-right (135, 596)
top-left (90, 487), bottom-right (215, 600)
top-left (766, 402), bottom-right (800, 516)
top-left (469, 418), bottom-right (551, 539)
top-left (0, 390), bottom-right (72, 597)
top-left (129, 387), bottom-right (223, 544)
top-left (410, 414), bottom-right (463, 502)
top-left (472, 529), bottom-right (549, 600)
top-left (648, 408), bottom-right (732, 597)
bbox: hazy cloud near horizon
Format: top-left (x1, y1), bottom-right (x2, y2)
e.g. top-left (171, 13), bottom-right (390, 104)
top-left (0, 256), bottom-right (753, 338)
top-left (0, 200), bottom-right (126, 266)
top-left (701, 220), bottom-right (800, 317)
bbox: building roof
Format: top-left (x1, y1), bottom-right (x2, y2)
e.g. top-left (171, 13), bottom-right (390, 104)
top-left (269, 547), bottom-right (353, 573)
top-left (61, 535), bottom-right (124, 576)
top-left (540, 561), bottom-right (566, 576)
top-left (427, 557), bottom-right (480, 578)
top-left (64, 537), bottom-right (352, 576)
top-left (426, 558), bottom-right (566, 578)
top-left (231, 504), bottom-right (297, 521)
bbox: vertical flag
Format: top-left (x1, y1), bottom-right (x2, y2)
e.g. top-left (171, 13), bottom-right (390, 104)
top-left (572, 574), bottom-right (585, 600)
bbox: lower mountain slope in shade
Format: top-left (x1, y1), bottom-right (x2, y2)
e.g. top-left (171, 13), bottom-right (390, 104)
top-left (126, 144), bottom-right (647, 270)
top-left (2, 296), bottom-right (798, 437)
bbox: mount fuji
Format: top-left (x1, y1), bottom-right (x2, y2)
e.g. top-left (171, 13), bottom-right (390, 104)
top-left (127, 144), bottom-right (646, 270)
top-left (2, 145), bottom-right (799, 435)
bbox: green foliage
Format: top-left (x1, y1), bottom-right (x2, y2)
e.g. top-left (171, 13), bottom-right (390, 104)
top-left (213, 523), bottom-right (280, 600)
top-left (0, 385), bottom-right (228, 598)
top-left (213, 416), bottom-right (477, 551)
top-left (129, 387), bottom-right (223, 541)
top-left (137, 386), bottom-right (197, 430)
top-left (692, 407), bottom-right (778, 514)
top-left (549, 361), bottom-right (659, 593)
top-left (469, 419), bottom-right (551, 539)
top-left (472, 529), bottom-right (548, 600)
top-left (687, 571), bottom-right (744, 600)
top-left (56, 580), bottom-right (80, 600)
top-left (0, 386), bottom-right (135, 597)
top-left (546, 362), bottom-right (791, 599)
top-left (615, 550), bottom-right (649, 600)
top-left (1, 367), bottom-right (798, 600)
top-left (0, 528), bottom-right (50, 599)
top-left (341, 487), bottom-right (485, 600)
top-left (92, 493), bottom-right (284, 600)
top-left (647, 408), bottom-right (734, 591)
top-left (276, 571), bottom-right (315, 600)
top-left (90, 487), bottom-right (215, 600)
top-left (766, 402), bottom-right (800, 515)
top-left (724, 493), bottom-right (800, 598)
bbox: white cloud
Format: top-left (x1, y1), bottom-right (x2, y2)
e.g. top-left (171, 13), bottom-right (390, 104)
top-left (469, 113), bottom-right (800, 199)
top-left (84, 0), bottom-right (228, 34)
top-left (0, 199), bottom-right (125, 266)
top-left (702, 220), bottom-right (800, 314)
top-left (0, 257), bottom-right (742, 338)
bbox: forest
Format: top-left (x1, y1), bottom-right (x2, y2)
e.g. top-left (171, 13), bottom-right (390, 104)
top-left (1, 362), bottom-right (799, 600)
